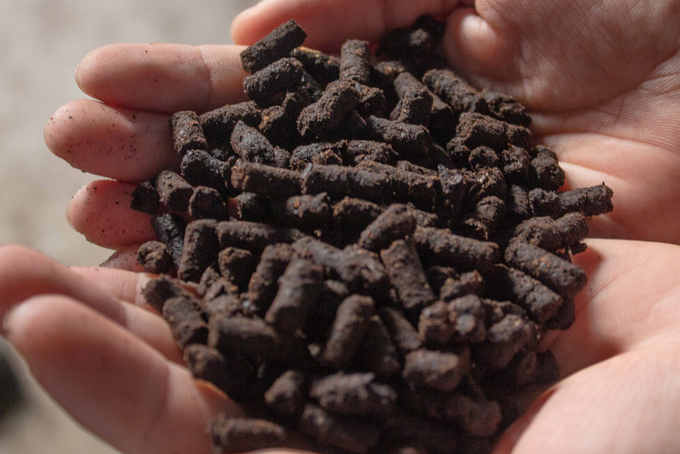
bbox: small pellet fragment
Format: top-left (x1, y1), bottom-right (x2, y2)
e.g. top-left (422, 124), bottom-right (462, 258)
top-left (243, 57), bottom-right (304, 106)
top-left (482, 89), bottom-right (531, 127)
top-left (437, 167), bottom-right (466, 220)
top-left (151, 214), bottom-right (187, 268)
top-left (461, 196), bottom-right (506, 240)
top-left (208, 315), bottom-right (280, 360)
top-left (419, 295), bottom-right (486, 345)
top-left (265, 370), bottom-right (306, 415)
top-left (230, 121), bottom-right (290, 168)
top-left (290, 47), bottom-right (340, 84)
top-left (332, 197), bottom-right (384, 229)
top-left (189, 186), bottom-right (228, 220)
top-left (246, 243), bottom-right (295, 316)
top-left (359, 315), bottom-right (402, 378)
top-left (301, 164), bottom-right (392, 204)
top-left (137, 240), bottom-right (173, 274)
top-left (300, 404), bottom-right (381, 454)
top-left (298, 80), bottom-right (361, 138)
top-left (272, 193), bottom-right (332, 228)
top-left (155, 170), bottom-right (193, 213)
top-left (504, 242), bottom-right (587, 299)
top-left (218, 247), bottom-right (257, 290)
top-left (339, 40), bottom-right (370, 84)
top-left (403, 349), bottom-right (467, 392)
top-left (358, 204), bottom-right (417, 252)
top-left (230, 160), bottom-right (302, 199)
top-left (557, 184), bottom-right (614, 217)
top-left (180, 149), bottom-right (225, 192)
top-left (183, 344), bottom-right (254, 399)
top-left (178, 219), bottom-right (219, 283)
top-left (170, 110), bottom-right (207, 155)
top-left (197, 266), bottom-right (222, 298)
top-left (364, 116), bottom-right (432, 159)
top-left (414, 226), bottom-right (499, 273)
top-left (422, 69), bottom-right (486, 116)
top-left (381, 239), bottom-right (436, 314)
top-left (439, 271), bottom-right (485, 301)
top-left (310, 372), bottom-right (398, 416)
top-left (500, 145), bottom-right (532, 185)
top-left (142, 275), bottom-right (194, 312)
top-left (530, 145), bottom-right (565, 190)
top-left (210, 415), bottom-right (288, 454)
top-left (240, 20), bottom-right (307, 74)
top-left (473, 314), bottom-right (535, 371)
top-left (468, 146), bottom-right (500, 170)
top-left (217, 220), bottom-right (302, 253)
top-left (290, 142), bottom-right (347, 171)
top-left (162, 296), bottom-right (208, 348)
top-left (320, 294), bottom-right (375, 369)
top-left (131, 181), bottom-right (160, 215)
top-left (265, 258), bottom-right (324, 335)
top-left (200, 101), bottom-right (261, 146)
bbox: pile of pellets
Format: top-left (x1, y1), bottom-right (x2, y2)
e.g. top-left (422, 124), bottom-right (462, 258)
top-left (132, 17), bottom-right (614, 454)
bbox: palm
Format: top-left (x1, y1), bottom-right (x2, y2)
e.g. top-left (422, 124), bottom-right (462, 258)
top-left (2, 1), bottom-right (680, 453)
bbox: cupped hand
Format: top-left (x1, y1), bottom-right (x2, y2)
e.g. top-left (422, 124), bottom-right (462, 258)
top-left (13, 0), bottom-right (680, 453)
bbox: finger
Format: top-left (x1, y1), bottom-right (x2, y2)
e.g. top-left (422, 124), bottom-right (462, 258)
top-left (4, 295), bottom-right (241, 454)
top-left (69, 265), bottom-right (151, 308)
top-left (67, 180), bottom-right (156, 249)
top-left (548, 239), bottom-right (680, 378)
top-left (76, 43), bottom-right (249, 114)
top-left (100, 244), bottom-right (146, 272)
top-left (45, 99), bottom-right (180, 182)
top-left (494, 341), bottom-right (680, 454)
top-left (0, 245), bottom-right (180, 362)
top-left (231, 0), bottom-right (462, 52)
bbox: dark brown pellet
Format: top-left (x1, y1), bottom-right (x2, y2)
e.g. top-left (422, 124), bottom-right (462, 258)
top-left (265, 370), bottom-right (306, 415)
top-left (188, 186), bottom-right (228, 220)
top-left (403, 349), bottom-right (467, 392)
top-left (482, 89), bottom-right (531, 127)
top-left (131, 181), bottom-right (160, 215)
top-left (320, 294), bottom-right (375, 369)
top-left (332, 197), bottom-right (384, 229)
top-left (155, 170), bottom-right (193, 213)
top-left (298, 80), bottom-right (361, 138)
top-left (208, 315), bottom-right (280, 360)
top-left (301, 163), bottom-right (392, 204)
top-left (446, 394), bottom-right (502, 437)
top-left (310, 372), bottom-right (397, 417)
top-left (358, 204), bottom-right (417, 252)
top-left (217, 220), bottom-right (302, 253)
top-left (272, 193), bottom-right (332, 228)
top-left (422, 69), bottom-right (486, 116)
top-left (468, 146), bottom-right (500, 170)
top-left (343, 140), bottom-right (398, 166)
top-left (364, 116), bottom-right (432, 160)
top-left (500, 145), bottom-right (532, 185)
top-left (197, 266), bottom-right (221, 298)
top-left (426, 266), bottom-right (460, 295)
top-left (506, 212), bottom-right (590, 253)
top-left (544, 296), bottom-right (576, 330)
top-left (557, 183), bottom-right (614, 217)
top-left (199, 101), bottom-right (261, 146)
top-left (218, 247), bottom-right (257, 290)
top-left (290, 47), bottom-right (340, 84)
top-left (455, 112), bottom-right (532, 152)
top-left (414, 226), bottom-right (499, 273)
top-left (300, 404), bottom-right (381, 454)
top-left (473, 314), bottom-right (536, 371)
top-left (240, 20), bottom-right (307, 74)
top-left (462, 167), bottom-right (508, 210)
top-left (170, 110), bottom-right (207, 155)
top-left (246, 243), bottom-right (295, 316)
top-left (392, 85), bottom-right (433, 126)
top-left (419, 295), bottom-right (486, 346)
top-left (461, 196), bottom-right (506, 240)
top-left (232, 192), bottom-right (270, 222)
top-left (243, 57), bottom-right (304, 106)
top-left (530, 145), bottom-right (565, 190)
top-left (339, 40), bottom-right (370, 85)
top-left (162, 296), bottom-right (208, 348)
top-left (180, 149), bottom-right (226, 192)
top-left (137, 240), bottom-right (173, 274)
top-left (359, 315), bottom-right (402, 378)
top-left (290, 142), bottom-right (347, 171)
top-left (142, 275), bottom-right (194, 312)
top-left (178, 219), bottom-right (219, 283)
top-left (379, 307), bottom-right (422, 355)
top-left (437, 166), bottom-right (466, 221)
top-left (210, 415), bottom-right (288, 454)
top-left (357, 161), bottom-right (439, 210)
top-left (381, 239), bottom-right (436, 314)
top-left (384, 411), bottom-right (458, 454)
top-left (439, 271), bottom-right (485, 301)
top-left (230, 121), bottom-right (290, 168)
top-left (151, 213), bottom-right (186, 268)
top-left (230, 160), bottom-right (302, 199)
top-left (183, 345), bottom-right (253, 399)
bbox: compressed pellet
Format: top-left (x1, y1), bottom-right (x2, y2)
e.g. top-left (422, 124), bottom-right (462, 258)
top-left (426, 266), bottom-right (459, 295)
top-left (473, 314), bottom-right (535, 371)
top-left (290, 47), bottom-right (340, 84)
top-left (342, 140), bottom-right (397, 166)
top-left (265, 258), bottom-right (324, 335)
top-left (462, 167), bottom-right (507, 210)
top-left (301, 163), bottom-right (392, 204)
top-left (544, 296), bottom-right (576, 330)
top-left (162, 296), bottom-right (208, 348)
top-left (439, 271), bottom-right (485, 301)
top-left (298, 80), bottom-right (361, 138)
top-left (380, 239), bottom-right (436, 314)
top-left (310, 372), bottom-right (398, 416)
top-left (391, 84), bottom-right (433, 126)
top-left (437, 167), bottom-right (466, 220)
top-left (155, 170), bottom-right (193, 213)
top-left (339, 40), bottom-right (370, 84)
top-left (506, 213), bottom-right (589, 253)
top-left (142, 275), bottom-right (194, 312)
top-left (246, 243), bottom-right (295, 316)
top-left (358, 204), bottom-right (417, 251)
top-left (528, 187), bottom-right (560, 217)
top-left (354, 83), bottom-right (388, 118)
top-left (500, 145), bottom-right (532, 185)
top-left (468, 146), bottom-right (500, 170)
top-left (183, 344), bottom-right (254, 399)
top-left (259, 88), bottom-right (311, 148)
top-left (412, 209), bottom-right (439, 228)
top-left (364, 116), bottom-right (432, 159)
top-left (482, 89), bottom-right (531, 127)
top-left (136, 240), bottom-right (173, 274)
top-left (189, 186), bottom-right (228, 220)
top-left (419, 295), bottom-right (486, 345)
top-left (311, 149), bottom-right (343, 166)
top-left (151, 213), bottom-right (186, 268)
top-left (357, 160), bottom-right (439, 210)
top-left (178, 219), bottom-right (219, 283)
top-left (403, 349), bottom-right (467, 392)
top-left (422, 69), bottom-right (486, 116)
top-left (218, 247), bottom-right (257, 290)
top-left (232, 192), bottom-right (270, 222)
top-left (320, 294), bottom-right (375, 369)
top-left (210, 416), bottom-right (288, 454)
top-left (530, 145), bottom-right (565, 190)
top-left (241, 20), bottom-right (307, 73)
top-left (180, 149), bottom-right (226, 192)
top-left (199, 101), bottom-right (261, 146)
top-left (504, 242), bottom-right (587, 299)
top-left (230, 160), bottom-right (302, 199)
top-left (243, 57), bottom-right (304, 106)
top-left (197, 266), bottom-right (221, 298)
top-left (445, 394), bottom-right (502, 437)
top-left (378, 307), bottom-right (422, 355)
top-left (455, 112), bottom-right (532, 152)
top-left (221, 155), bottom-right (241, 197)
top-left (170, 110), bottom-right (207, 155)
top-left (299, 404), bottom-right (381, 454)
top-left (290, 142), bottom-right (347, 171)
top-left (230, 121), bottom-right (290, 168)
top-left (557, 184), bottom-right (614, 217)
top-left (396, 160), bottom-right (438, 177)
top-left (332, 197), bottom-right (384, 229)
top-left (130, 181), bottom-right (160, 215)
top-left (446, 137), bottom-right (472, 168)
top-left (208, 315), bottom-right (280, 360)
top-left (358, 315), bottom-right (402, 378)
top-left (271, 193), bottom-right (332, 228)
top-left (264, 370), bottom-right (306, 415)
top-left (481, 299), bottom-right (529, 326)
top-left (461, 196), bottom-right (506, 240)
top-left (493, 349), bottom-right (538, 388)
top-left (413, 226), bottom-right (499, 273)
top-left (217, 220), bottom-right (302, 253)
top-left (204, 293), bottom-right (247, 320)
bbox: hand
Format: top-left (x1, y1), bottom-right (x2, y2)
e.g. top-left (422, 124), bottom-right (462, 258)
top-left (7, 0), bottom-right (678, 453)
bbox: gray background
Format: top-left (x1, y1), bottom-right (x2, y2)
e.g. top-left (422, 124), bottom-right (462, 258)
top-left (0, 0), bottom-right (257, 451)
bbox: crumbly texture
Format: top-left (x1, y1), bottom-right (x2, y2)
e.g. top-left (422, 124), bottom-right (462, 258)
top-left (130, 16), bottom-right (616, 454)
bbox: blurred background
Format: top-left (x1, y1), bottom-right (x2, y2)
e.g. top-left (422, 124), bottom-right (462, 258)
top-left (0, 0), bottom-right (257, 451)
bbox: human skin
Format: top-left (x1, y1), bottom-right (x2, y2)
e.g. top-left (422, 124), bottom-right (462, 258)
top-left (2, 1), bottom-right (680, 453)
